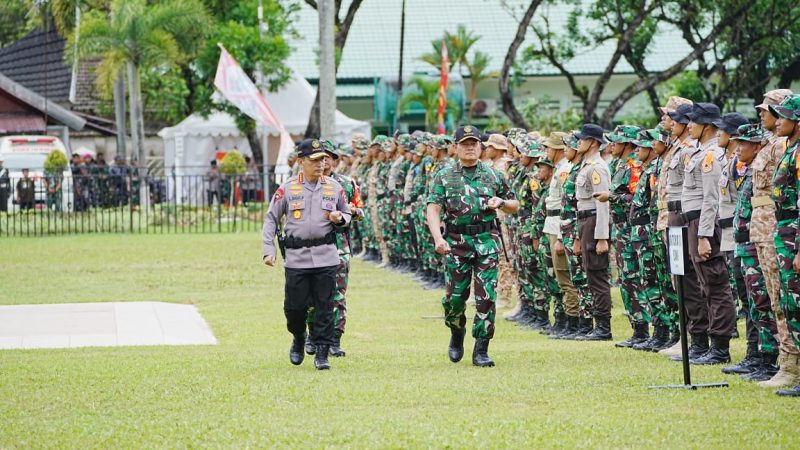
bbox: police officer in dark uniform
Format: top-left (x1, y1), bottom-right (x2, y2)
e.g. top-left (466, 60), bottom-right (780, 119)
top-left (262, 139), bottom-right (352, 370)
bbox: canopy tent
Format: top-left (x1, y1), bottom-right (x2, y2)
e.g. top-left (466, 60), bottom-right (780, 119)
top-left (158, 69), bottom-right (371, 204)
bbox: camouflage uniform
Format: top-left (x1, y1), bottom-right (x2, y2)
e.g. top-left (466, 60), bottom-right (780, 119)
top-left (561, 157), bottom-right (593, 323)
top-left (44, 172), bottom-right (63, 212)
top-left (427, 160), bottom-right (514, 339)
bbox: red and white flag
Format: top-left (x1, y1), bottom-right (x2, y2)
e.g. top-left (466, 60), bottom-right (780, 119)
top-left (214, 44), bottom-right (293, 171)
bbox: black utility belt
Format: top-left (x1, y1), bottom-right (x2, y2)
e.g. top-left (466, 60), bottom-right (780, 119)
top-left (734, 231), bottom-right (750, 243)
top-left (630, 215), bottom-right (651, 226)
top-left (560, 211), bottom-right (576, 220)
top-left (577, 209), bottom-right (597, 220)
top-left (682, 209), bottom-right (701, 222)
top-left (719, 217), bottom-right (734, 229)
top-left (776, 209), bottom-right (799, 221)
top-left (667, 200), bottom-right (682, 212)
top-left (448, 222), bottom-right (494, 235)
top-left (284, 233), bottom-right (335, 249)
top-left (546, 209), bottom-right (561, 217)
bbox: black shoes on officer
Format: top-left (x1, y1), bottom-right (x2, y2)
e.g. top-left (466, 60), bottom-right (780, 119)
top-left (290, 333), bottom-right (306, 366)
top-left (632, 324), bottom-right (669, 351)
top-left (314, 345), bottom-right (331, 370)
top-left (690, 334), bottom-right (731, 365)
top-left (577, 316), bottom-right (612, 341)
top-left (448, 327), bottom-right (466, 363)
top-left (740, 352), bottom-right (779, 382)
top-left (722, 342), bottom-right (759, 374)
top-left (472, 338), bottom-right (494, 367)
top-left (776, 384), bottom-right (800, 397)
top-left (550, 315), bottom-right (579, 339)
top-left (305, 335), bottom-right (316, 355)
top-left (670, 332), bottom-right (709, 362)
top-left (330, 330), bottom-right (346, 357)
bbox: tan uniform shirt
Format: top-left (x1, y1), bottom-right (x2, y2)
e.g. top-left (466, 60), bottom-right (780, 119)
top-left (576, 152), bottom-right (611, 239)
top-left (750, 134), bottom-right (787, 243)
top-left (544, 158), bottom-right (571, 237)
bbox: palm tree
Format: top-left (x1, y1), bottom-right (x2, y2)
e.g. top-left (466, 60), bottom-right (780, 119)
top-left (72, 0), bottom-right (210, 206)
top-left (465, 50), bottom-right (497, 119)
top-left (399, 76), bottom-right (461, 131)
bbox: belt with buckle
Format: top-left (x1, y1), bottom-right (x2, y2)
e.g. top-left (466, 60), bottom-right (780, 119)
top-left (577, 209), bottom-right (597, 220)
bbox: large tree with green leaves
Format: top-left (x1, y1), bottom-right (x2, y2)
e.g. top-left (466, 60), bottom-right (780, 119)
top-left (73, 0), bottom-right (211, 205)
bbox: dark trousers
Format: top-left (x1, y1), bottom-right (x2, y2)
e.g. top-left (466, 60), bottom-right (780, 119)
top-left (579, 214), bottom-right (612, 318)
top-left (284, 265), bottom-right (337, 346)
top-left (0, 190), bottom-right (8, 212)
top-left (687, 218), bottom-right (736, 337)
top-left (667, 211), bottom-right (708, 333)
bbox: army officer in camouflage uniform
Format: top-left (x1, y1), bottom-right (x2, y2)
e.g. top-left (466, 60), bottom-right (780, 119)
top-left (426, 125), bottom-right (519, 367)
top-left (262, 139), bottom-right (352, 371)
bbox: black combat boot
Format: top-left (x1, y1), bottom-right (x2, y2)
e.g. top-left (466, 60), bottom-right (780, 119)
top-left (690, 334), bottom-right (731, 365)
top-left (289, 333), bottom-right (306, 365)
top-left (540, 311), bottom-right (562, 335)
top-left (448, 327), bottom-right (466, 363)
top-left (615, 321), bottom-right (639, 348)
top-left (670, 332), bottom-right (709, 362)
top-left (616, 321), bottom-right (649, 348)
top-left (305, 334), bottom-right (316, 355)
top-left (741, 352), bottom-right (779, 381)
top-left (515, 304), bottom-right (536, 327)
top-left (722, 341), bottom-right (759, 374)
top-left (505, 304), bottom-right (525, 322)
top-left (545, 312), bottom-right (567, 336)
top-left (633, 324), bottom-right (668, 351)
top-left (472, 338), bottom-right (495, 367)
top-left (314, 345), bottom-right (331, 370)
top-left (330, 330), bottom-right (346, 357)
top-left (579, 315), bottom-right (612, 341)
top-left (563, 317), bottom-right (591, 340)
top-left (551, 315), bottom-right (578, 339)
top-left (776, 384), bottom-right (800, 397)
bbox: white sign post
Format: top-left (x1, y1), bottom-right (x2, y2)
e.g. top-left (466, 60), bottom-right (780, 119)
top-left (668, 226), bottom-right (685, 276)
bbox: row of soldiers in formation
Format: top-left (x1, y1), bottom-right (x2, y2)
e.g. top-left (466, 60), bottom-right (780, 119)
top-left (295, 89), bottom-right (800, 396)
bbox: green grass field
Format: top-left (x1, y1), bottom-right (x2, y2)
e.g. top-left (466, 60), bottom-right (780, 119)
top-left (0, 233), bottom-right (796, 448)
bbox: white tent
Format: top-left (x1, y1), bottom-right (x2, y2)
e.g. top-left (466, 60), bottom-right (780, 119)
top-left (158, 68), bottom-right (371, 204)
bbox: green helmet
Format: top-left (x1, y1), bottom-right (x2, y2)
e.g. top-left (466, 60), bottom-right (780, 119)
top-left (605, 125), bottom-right (642, 144)
top-left (731, 124), bottom-right (768, 143)
top-left (769, 95), bottom-right (800, 121)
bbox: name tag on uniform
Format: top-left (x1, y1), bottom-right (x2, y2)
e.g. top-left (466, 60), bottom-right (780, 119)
top-left (322, 202), bottom-right (334, 211)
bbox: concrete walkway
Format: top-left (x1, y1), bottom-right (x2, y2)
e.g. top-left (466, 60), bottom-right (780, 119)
top-left (0, 302), bottom-right (217, 350)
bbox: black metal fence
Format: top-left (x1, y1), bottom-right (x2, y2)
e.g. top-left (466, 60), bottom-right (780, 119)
top-left (0, 171), bottom-right (279, 237)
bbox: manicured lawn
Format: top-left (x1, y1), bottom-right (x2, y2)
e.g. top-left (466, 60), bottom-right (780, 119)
top-left (0, 233), bottom-right (795, 448)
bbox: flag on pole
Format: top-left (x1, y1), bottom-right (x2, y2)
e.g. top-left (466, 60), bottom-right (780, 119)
top-left (436, 40), bottom-right (449, 135)
top-left (213, 44), bottom-right (293, 172)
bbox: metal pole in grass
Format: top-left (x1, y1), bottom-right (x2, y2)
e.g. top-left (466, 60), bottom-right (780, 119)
top-left (649, 226), bottom-right (728, 390)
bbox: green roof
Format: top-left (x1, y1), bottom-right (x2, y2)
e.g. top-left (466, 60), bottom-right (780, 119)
top-left (288, 0), bottom-right (694, 81)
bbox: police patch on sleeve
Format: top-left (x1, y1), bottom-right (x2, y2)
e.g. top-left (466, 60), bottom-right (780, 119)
top-left (702, 151), bottom-right (714, 173)
top-left (591, 170), bottom-right (601, 185)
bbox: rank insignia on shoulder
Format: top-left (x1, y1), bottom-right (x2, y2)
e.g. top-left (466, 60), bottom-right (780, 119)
top-left (273, 188), bottom-right (284, 201)
top-left (592, 170), bottom-right (601, 185)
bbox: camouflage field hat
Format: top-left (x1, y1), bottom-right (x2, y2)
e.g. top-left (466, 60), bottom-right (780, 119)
top-left (431, 135), bottom-right (451, 150)
top-left (640, 128), bottom-right (669, 145)
top-left (321, 140), bottom-right (338, 159)
top-left (543, 131), bottom-right (567, 150)
top-left (506, 128), bottom-right (529, 148)
top-left (769, 95), bottom-right (800, 121)
top-left (485, 134), bottom-right (509, 151)
top-left (563, 132), bottom-right (580, 150)
top-left (536, 158), bottom-right (556, 168)
top-left (337, 144), bottom-right (354, 157)
top-left (380, 138), bottom-right (395, 152)
top-left (605, 125), bottom-right (642, 144)
top-left (408, 141), bottom-right (425, 156)
top-left (633, 131), bottom-right (654, 149)
top-left (731, 124), bottom-right (768, 143)
top-left (756, 89), bottom-right (793, 111)
top-left (352, 137), bottom-right (370, 150)
top-left (659, 96), bottom-right (692, 115)
top-left (520, 139), bottom-right (544, 158)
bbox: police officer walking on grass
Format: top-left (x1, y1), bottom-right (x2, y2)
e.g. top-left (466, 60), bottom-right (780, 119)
top-left (426, 125), bottom-right (519, 367)
top-left (262, 139), bottom-right (352, 370)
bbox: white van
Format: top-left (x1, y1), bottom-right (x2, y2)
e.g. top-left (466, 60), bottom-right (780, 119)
top-left (0, 135), bottom-right (74, 212)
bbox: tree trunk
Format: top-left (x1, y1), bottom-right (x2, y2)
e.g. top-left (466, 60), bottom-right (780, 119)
top-left (318, 0), bottom-right (336, 140)
top-left (499, 0), bottom-right (543, 129)
top-left (246, 130), bottom-right (262, 166)
top-left (304, 90), bottom-right (321, 138)
top-left (127, 62), bottom-right (148, 210)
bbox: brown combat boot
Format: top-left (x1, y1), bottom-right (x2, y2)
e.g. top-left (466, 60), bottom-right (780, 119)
top-left (758, 352), bottom-right (800, 388)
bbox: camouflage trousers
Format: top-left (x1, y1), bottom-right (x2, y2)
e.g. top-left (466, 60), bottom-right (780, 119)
top-left (561, 219), bottom-right (592, 319)
top-left (736, 243), bottom-right (779, 355)
top-left (360, 203), bottom-right (378, 252)
top-left (516, 232), bottom-right (536, 308)
top-left (631, 224), bottom-right (676, 330)
top-left (772, 219), bottom-right (800, 350)
top-left (538, 233), bottom-right (564, 315)
top-left (46, 191), bottom-right (62, 212)
top-left (378, 198), bottom-right (395, 257)
top-left (651, 228), bottom-right (679, 329)
top-left (443, 252), bottom-right (500, 339)
top-left (755, 240), bottom-right (799, 355)
top-left (613, 222), bottom-right (646, 323)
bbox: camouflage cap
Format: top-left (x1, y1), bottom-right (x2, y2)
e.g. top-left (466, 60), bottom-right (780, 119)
top-left (605, 125), bottom-right (642, 144)
top-left (731, 124), bottom-right (768, 143)
top-left (535, 158), bottom-right (556, 168)
top-left (408, 141), bottom-right (425, 156)
top-left (321, 139), bottom-right (338, 159)
top-left (769, 95), bottom-right (800, 121)
top-left (380, 138), bottom-right (395, 152)
top-left (439, 134), bottom-right (455, 145)
top-left (642, 128), bottom-right (669, 144)
top-left (420, 132), bottom-right (435, 146)
top-left (431, 135), bottom-right (451, 150)
top-left (371, 135), bottom-right (388, 147)
top-left (337, 144), bottom-right (354, 157)
top-left (543, 131), bottom-right (567, 150)
top-left (658, 96), bottom-right (692, 115)
top-left (352, 137), bottom-right (370, 150)
top-left (395, 133), bottom-right (413, 147)
top-left (756, 89), bottom-right (794, 111)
